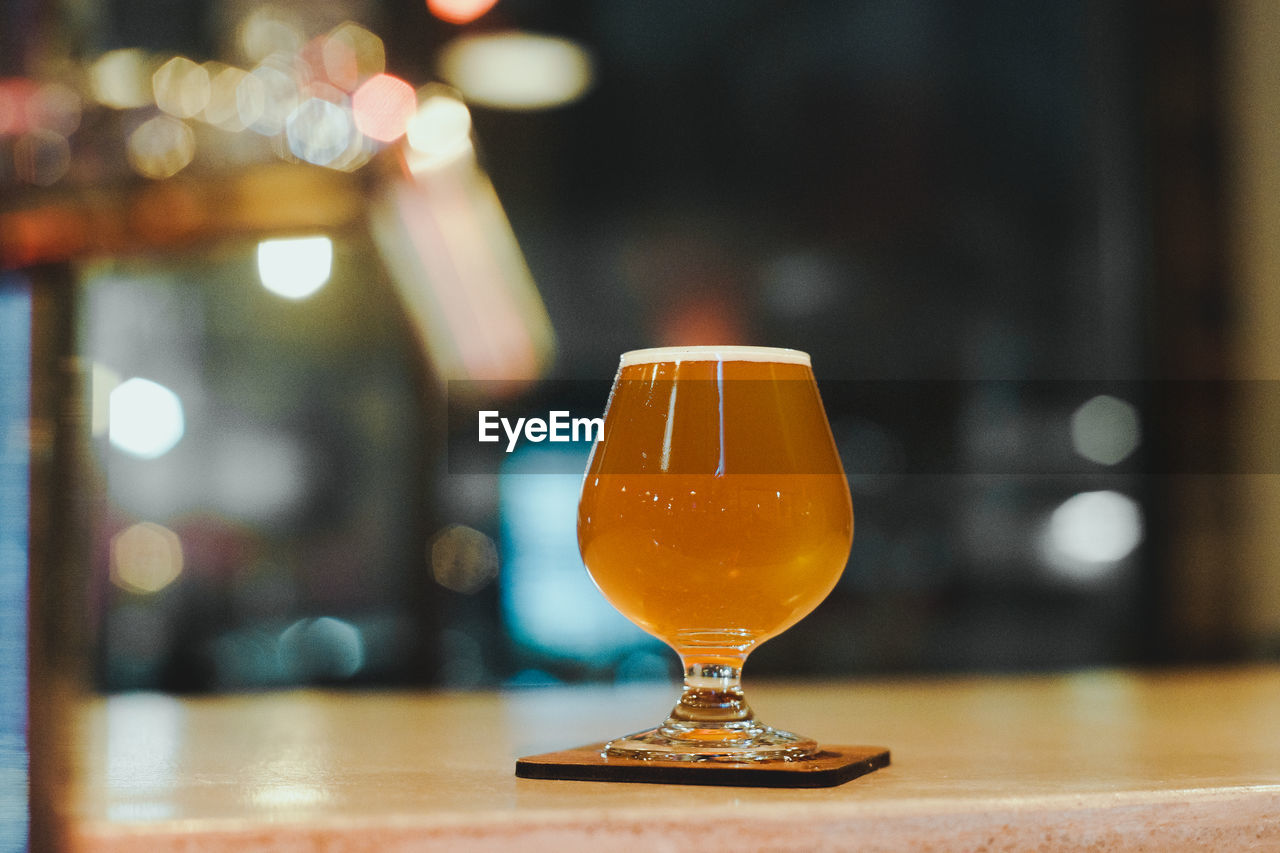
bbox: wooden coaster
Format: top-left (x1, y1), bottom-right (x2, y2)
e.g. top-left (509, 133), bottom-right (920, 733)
top-left (515, 744), bottom-right (890, 788)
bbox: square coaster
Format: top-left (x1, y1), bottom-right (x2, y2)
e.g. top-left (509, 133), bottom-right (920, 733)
top-left (515, 744), bottom-right (890, 788)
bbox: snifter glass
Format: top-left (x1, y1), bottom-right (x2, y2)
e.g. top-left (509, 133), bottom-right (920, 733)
top-left (578, 346), bottom-right (853, 761)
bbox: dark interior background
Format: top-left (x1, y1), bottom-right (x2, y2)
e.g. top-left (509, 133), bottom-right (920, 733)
top-left (2, 0), bottom-right (1248, 700)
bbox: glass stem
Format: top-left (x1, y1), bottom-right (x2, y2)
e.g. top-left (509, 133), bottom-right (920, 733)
top-left (668, 661), bottom-right (754, 725)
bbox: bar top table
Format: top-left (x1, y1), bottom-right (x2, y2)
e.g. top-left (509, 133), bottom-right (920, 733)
top-left (60, 667), bottom-right (1280, 851)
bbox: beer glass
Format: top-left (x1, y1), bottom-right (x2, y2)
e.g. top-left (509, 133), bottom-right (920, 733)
top-left (578, 346), bottom-right (853, 761)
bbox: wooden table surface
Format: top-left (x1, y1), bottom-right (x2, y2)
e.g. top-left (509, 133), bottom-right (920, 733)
top-left (61, 667), bottom-right (1280, 851)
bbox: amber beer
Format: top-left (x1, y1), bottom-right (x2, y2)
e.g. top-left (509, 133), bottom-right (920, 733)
top-left (578, 347), bottom-right (853, 665)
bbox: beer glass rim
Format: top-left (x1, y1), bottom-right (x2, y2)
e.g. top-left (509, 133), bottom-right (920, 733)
top-left (619, 345), bottom-right (811, 368)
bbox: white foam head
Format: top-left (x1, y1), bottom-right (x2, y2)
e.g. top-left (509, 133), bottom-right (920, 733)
top-left (619, 345), bottom-right (811, 368)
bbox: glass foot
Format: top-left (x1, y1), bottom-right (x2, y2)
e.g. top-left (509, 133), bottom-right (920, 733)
top-left (604, 720), bottom-right (818, 763)
top-left (604, 661), bottom-right (819, 762)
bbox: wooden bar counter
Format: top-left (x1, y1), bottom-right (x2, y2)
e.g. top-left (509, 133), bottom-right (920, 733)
top-left (60, 667), bottom-right (1280, 851)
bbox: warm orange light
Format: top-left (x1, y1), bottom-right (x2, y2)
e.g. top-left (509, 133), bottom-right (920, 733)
top-left (0, 205), bottom-right (90, 268)
top-left (428, 0), bottom-right (499, 25)
top-left (352, 73), bottom-right (416, 142)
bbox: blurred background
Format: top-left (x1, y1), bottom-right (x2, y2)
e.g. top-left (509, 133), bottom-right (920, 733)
top-left (4, 0), bottom-right (1280, 738)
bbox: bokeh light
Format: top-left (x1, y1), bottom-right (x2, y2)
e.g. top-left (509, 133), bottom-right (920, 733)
top-left (1042, 490), bottom-right (1144, 581)
top-left (327, 131), bottom-right (376, 172)
top-left (437, 32), bottom-right (594, 111)
top-left (108, 377), bottom-right (185, 459)
top-left (126, 115), bottom-right (196, 179)
top-left (322, 23), bottom-right (385, 92)
top-left (1071, 394), bottom-right (1141, 466)
top-left (352, 74), bottom-right (415, 143)
top-left (430, 524), bottom-right (499, 593)
top-left (257, 235), bottom-right (333, 299)
top-left (90, 49), bottom-right (155, 110)
top-left (286, 97), bottom-right (355, 166)
top-left (307, 81), bottom-right (348, 106)
top-left (242, 60), bottom-right (301, 135)
top-left (318, 36), bottom-right (357, 93)
top-left (233, 69), bottom-right (266, 130)
top-left (152, 56), bottom-right (211, 119)
top-left (279, 617), bottom-right (364, 680)
top-left (0, 78), bottom-right (37, 134)
top-left (110, 522), bottom-right (184, 594)
top-left (13, 130), bottom-right (71, 186)
top-left (405, 89), bottom-right (473, 170)
top-left (428, 0), bottom-right (500, 26)
top-left (29, 82), bottom-right (82, 135)
top-left (238, 6), bottom-right (304, 64)
top-left (203, 65), bottom-right (251, 130)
